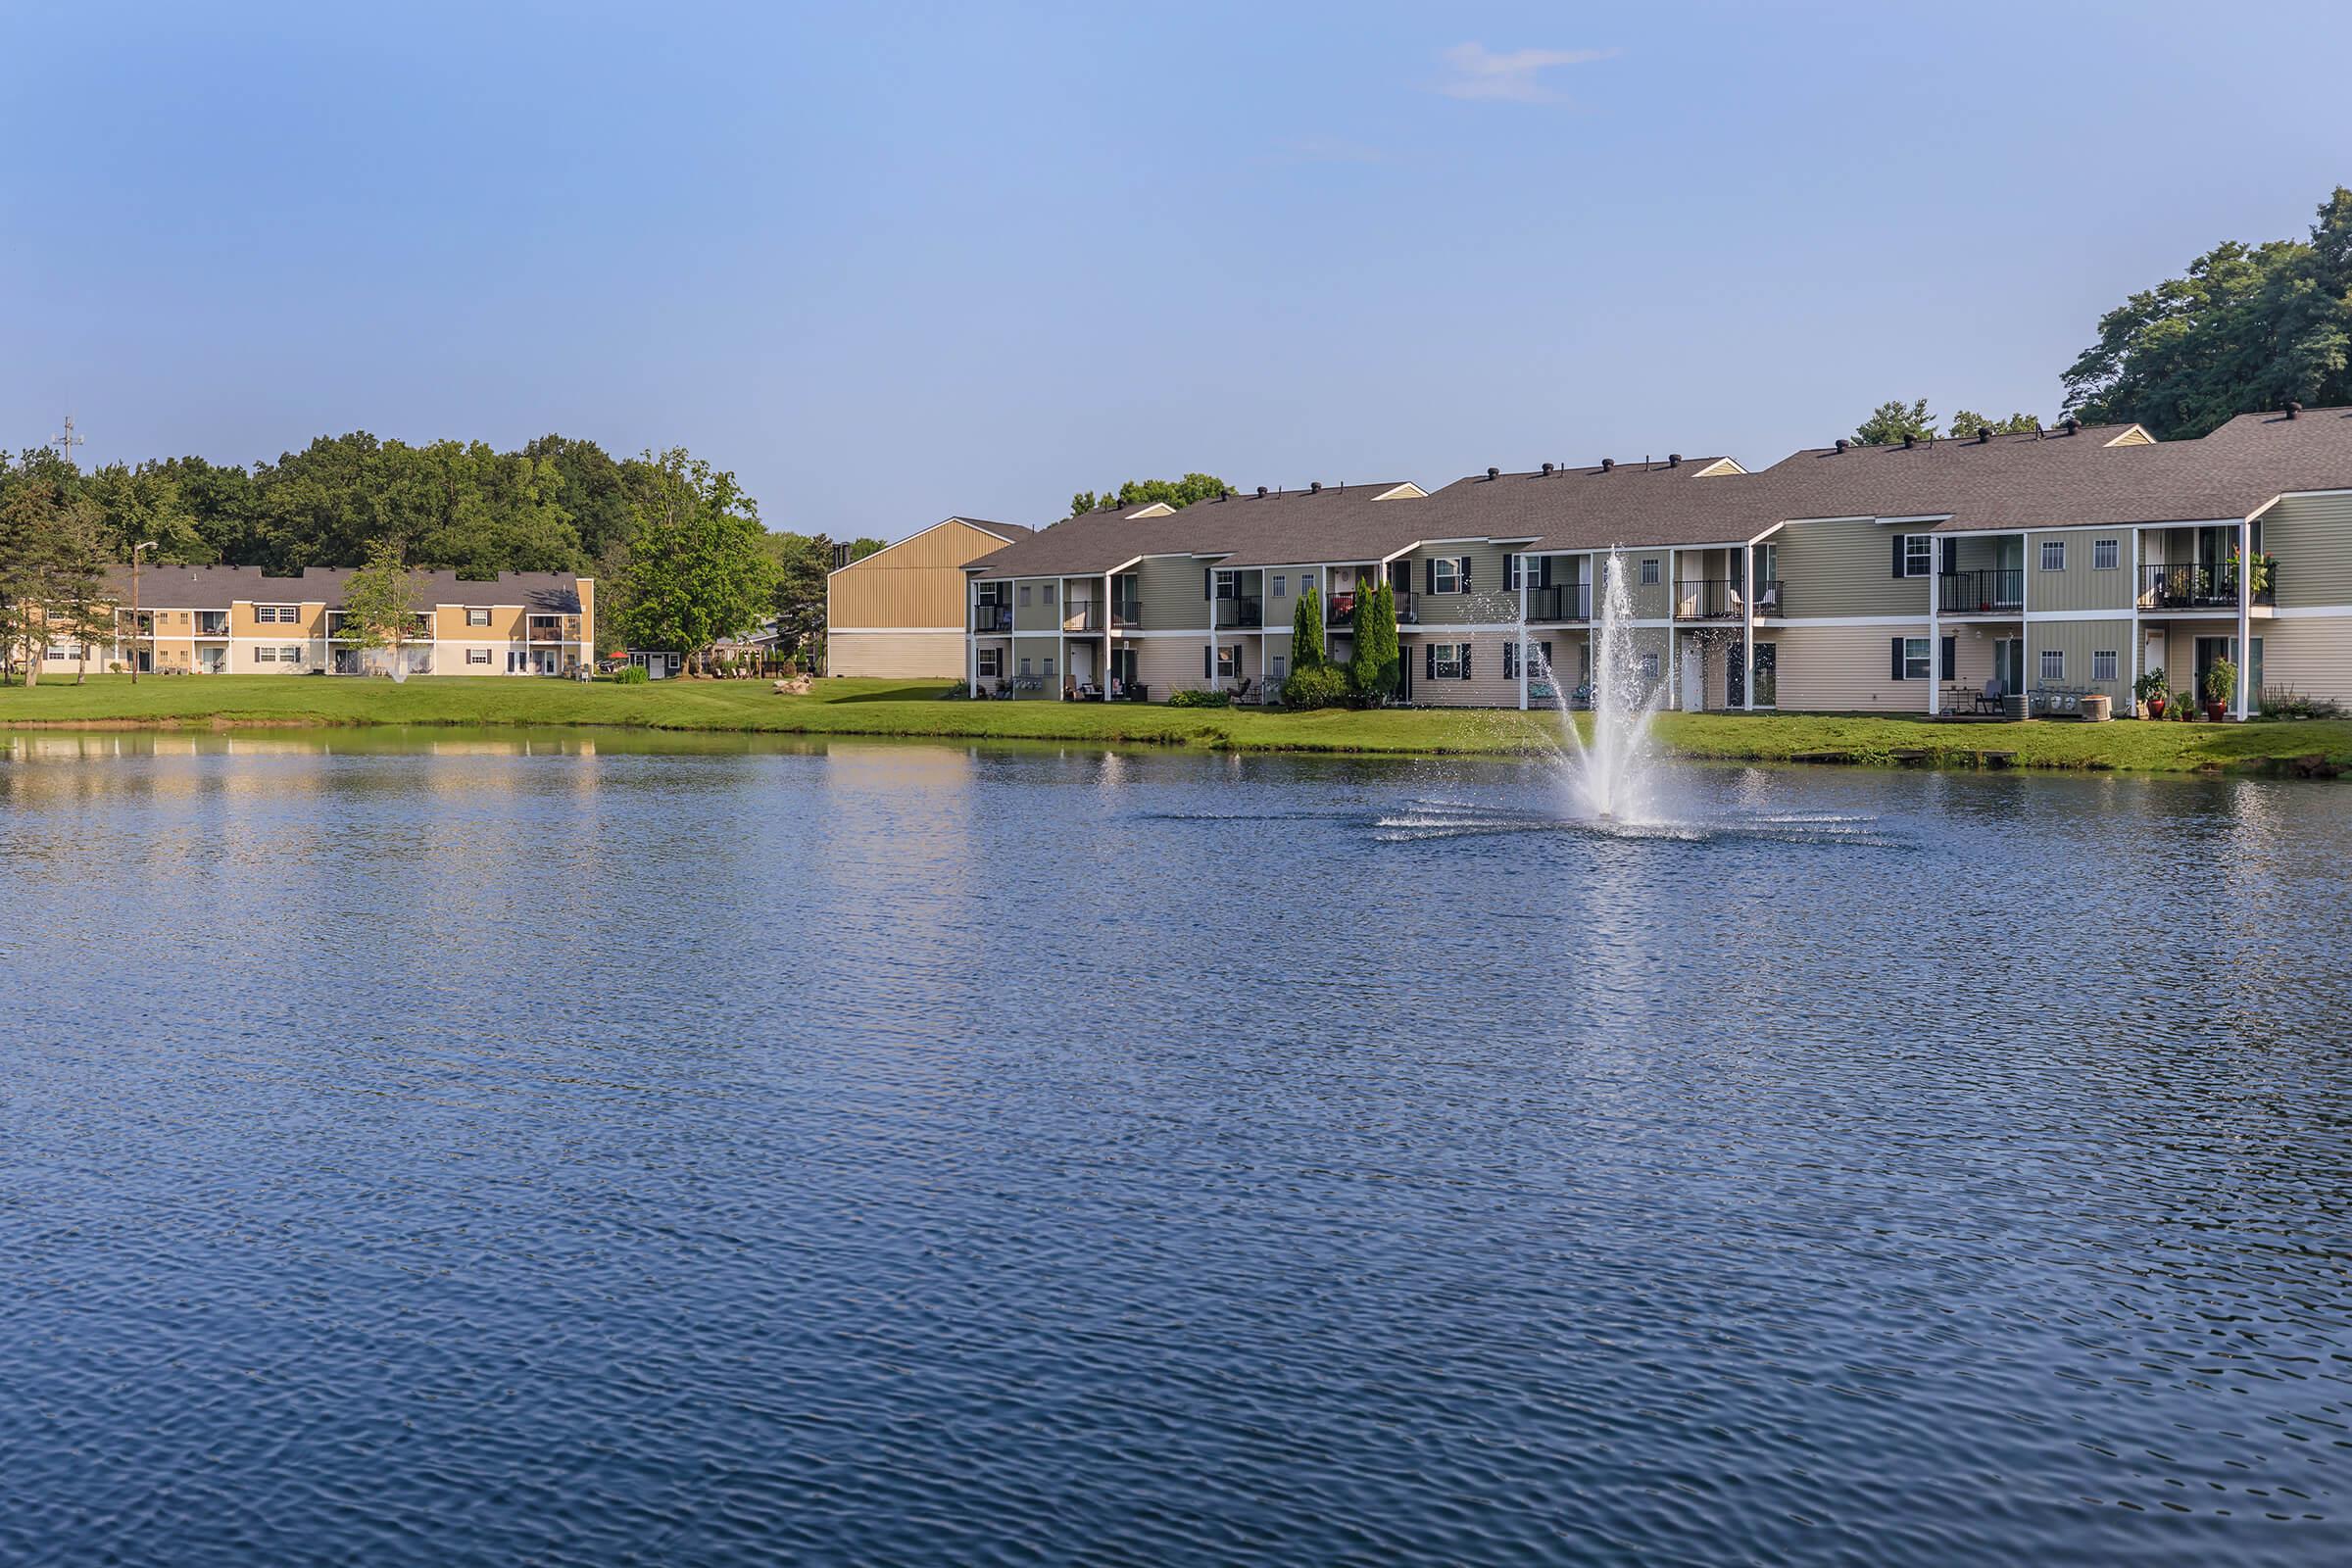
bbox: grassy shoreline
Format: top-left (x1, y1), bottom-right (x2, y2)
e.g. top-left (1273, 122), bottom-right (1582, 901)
top-left (3, 674), bottom-right (2348, 774)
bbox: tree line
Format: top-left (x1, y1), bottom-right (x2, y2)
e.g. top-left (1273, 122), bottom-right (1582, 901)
top-left (0, 432), bottom-right (884, 680)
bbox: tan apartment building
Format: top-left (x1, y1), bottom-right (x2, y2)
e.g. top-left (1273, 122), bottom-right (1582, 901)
top-left (959, 409), bottom-right (2352, 718)
top-left (827, 516), bottom-right (1031, 678)
top-left (35, 565), bottom-right (596, 678)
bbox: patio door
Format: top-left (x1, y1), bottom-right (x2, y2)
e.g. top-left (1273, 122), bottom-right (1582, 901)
top-left (1993, 638), bottom-right (2025, 695)
top-left (1749, 643), bottom-right (1776, 708)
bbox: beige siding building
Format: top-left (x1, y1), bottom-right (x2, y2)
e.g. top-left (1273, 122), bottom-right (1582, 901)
top-left (827, 516), bottom-right (1031, 678)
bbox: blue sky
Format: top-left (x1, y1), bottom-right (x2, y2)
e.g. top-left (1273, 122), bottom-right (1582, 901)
top-left (6, 0), bottom-right (2351, 541)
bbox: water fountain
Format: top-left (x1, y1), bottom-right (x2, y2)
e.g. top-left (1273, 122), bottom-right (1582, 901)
top-left (1536, 547), bottom-right (1664, 822)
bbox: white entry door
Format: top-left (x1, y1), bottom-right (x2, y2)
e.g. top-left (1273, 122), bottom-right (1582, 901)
top-left (1681, 645), bottom-right (1705, 712)
top-left (2143, 630), bottom-right (2168, 688)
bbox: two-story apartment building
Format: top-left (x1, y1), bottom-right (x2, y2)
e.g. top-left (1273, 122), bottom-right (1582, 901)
top-left (48, 565), bottom-right (596, 678)
top-left (959, 410), bottom-right (2352, 716)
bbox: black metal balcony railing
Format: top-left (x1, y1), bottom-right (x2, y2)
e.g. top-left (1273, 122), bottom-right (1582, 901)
top-left (1393, 591), bottom-right (1419, 625)
top-left (1526, 583), bottom-right (1592, 622)
top-left (972, 605), bottom-right (1012, 632)
top-left (1214, 596), bottom-right (1263, 629)
top-left (1060, 602), bottom-right (1103, 632)
top-left (1750, 579), bottom-right (1787, 616)
top-left (1110, 599), bottom-right (1142, 628)
top-left (2138, 563), bottom-right (2276, 610)
top-left (1937, 569), bottom-right (2024, 613)
top-left (1673, 580), bottom-right (1743, 620)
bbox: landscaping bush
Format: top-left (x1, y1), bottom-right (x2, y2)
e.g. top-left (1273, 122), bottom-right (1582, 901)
top-left (1281, 664), bottom-right (1351, 710)
top-left (609, 664), bottom-right (650, 685)
top-left (942, 679), bottom-right (971, 700)
top-left (1167, 688), bottom-right (1231, 709)
top-left (2259, 686), bottom-right (2344, 719)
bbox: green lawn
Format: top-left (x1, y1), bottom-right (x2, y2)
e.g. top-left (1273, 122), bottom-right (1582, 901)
top-left (4, 673), bottom-right (2348, 774)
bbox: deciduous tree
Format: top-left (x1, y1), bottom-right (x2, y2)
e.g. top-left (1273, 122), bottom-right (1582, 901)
top-left (618, 450), bottom-right (775, 673)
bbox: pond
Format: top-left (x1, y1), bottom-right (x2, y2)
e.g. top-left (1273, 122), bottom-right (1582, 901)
top-left (2, 731), bottom-right (2347, 1565)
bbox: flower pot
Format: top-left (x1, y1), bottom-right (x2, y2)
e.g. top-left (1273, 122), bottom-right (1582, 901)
top-left (2204, 702), bottom-right (2228, 722)
top-left (2146, 697), bottom-right (2166, 720)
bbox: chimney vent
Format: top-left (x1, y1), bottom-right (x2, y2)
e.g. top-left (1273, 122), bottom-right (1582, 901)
top-left (1541, 462), bottom-right (1555, 475)
top-left (1977, 426), bottom-right (1991, 443)
top-left (1600, 457), bottom-right (1615, 471)
top-left (2062, 417), bottom-right (2079, 435)
top-left (1255, 485), bottom-right (1267, 498)
top-left (1835, 438), bottom-right (1849, 454)
top-left (1902, 433), bottom-right (1916, 449)
top-left (1486, 466), bottom-right (1499, 480)
top-left (1668, 453), bottom-right (1682, 466)
top-left (2287, 401), bottom-right (2303, 418)
top-left (1309, 480), bottom-right (1322, 493)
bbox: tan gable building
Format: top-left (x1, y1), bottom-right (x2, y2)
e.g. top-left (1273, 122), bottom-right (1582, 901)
top-left (826, 516), bottom-right (1031, 678)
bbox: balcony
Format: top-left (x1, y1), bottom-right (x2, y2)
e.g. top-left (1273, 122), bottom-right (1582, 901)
top-left (1394, 591), bottom-right (1419, 625)
top-left (528, 615), bottom-right (581, 643)
top-left (2138, 562), bottom-right (2276, 610)
top-left (1937, 570), bottom-right (2024, 614)
top-left (1527, 584), bottom-right (1592, 622)
top-left (194, 612), bottom-right (230, 638)
top-left (1213, 596), bottom-right (1263, 629)
top-left (1672, 580), bottom-right (1743, 621)
top-left (1061, 602), bottom-right (1102, 633)
top-left (972, 605), bottom-right (1012, 633)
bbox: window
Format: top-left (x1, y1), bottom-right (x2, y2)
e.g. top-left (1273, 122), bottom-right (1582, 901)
top-left (1271, 575), bottom-right (1287, 598)
top-left (2092, 650), bottom-right (2119, 682)
top-left (1900, 637), bottom-right (1932, 681)
top-left (2092, 539), bottom-right (2119, 571)
top-left (255, 604), bottom-right (299, 623)
top-left (1216, 646), bottom-right (1237, 679)
top-left (1212, 570), bottom-right (1238, 601)
top-left (466, 648), bottom-right (492, 665)
top-left (1270, 653), bottom-right (1287, 681)
top-left (466, 607), bottom-right (492, 626)
top-left (1432, 558), bottom-right (1461, 594)
top-left (1431, 643), bottom-right (1466, 678)
top-left (253, 646), bottom-right (276, 663)
top-left (1018, 585), bottom-right (1032, 608)
top-left (1019, 657), bottom-right (1032, 675)
top-left (2040, 540), bottom-right (2066, 571)
top-left (1298, 569), bottom-right (1314, 595)
top-left (977, 648), bottom-right (1001, 678)
top-left (1641, 558), bottom-right (1662, 586)
top-left (1043, 584), bottom-right (1055, 606)
top-left (1900, 535), bottom-right (1932, 578)
top-left (1502, 641), bottom-right (1554, 679)
top-left (1042, 656), bottom-right (1054, 677)
top-left (2040, 649), bottom-right (2064, 681)
top-left (279, 646), bottom-right (301, 664)
top-left (1639, 653), bottom-right (1660, 680)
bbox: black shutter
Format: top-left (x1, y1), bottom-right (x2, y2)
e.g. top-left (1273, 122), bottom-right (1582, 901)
top-left (1891, 636), bottom-right (1906, 681)
top-left (1503, 553), bottom-right (1517, 591)
top-left (1941, 636), bottom-right (1956, 680)
top-left (1424, 558), bottom-right (1435, 594)
top-left (1939, 538), bottom-right (1957, 574)
top-left (1425, 643), bottom-right (1436, 679)
top-left (1892, 534), bottom-right (1907, 578)
top-left (1460, 556), bottom-right (1473, 591)
top-left (1203, 645), bottom-right (1211, 679)
top-left (1461, 646), bottom-right (1472, 680)
top-left (1203, 569), bottom-right (1211, 600)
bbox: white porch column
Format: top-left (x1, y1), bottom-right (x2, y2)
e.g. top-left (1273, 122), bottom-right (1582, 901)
top-left (1516, 560), bottom-right (1529, 711)
top-left (2129, 526), bottom-right (2141, 715)
top-left (2236, 519), bottom-right (2253, 720)
top-left (2019, 530), bottom-right (2032, 717)
top-left (1741, 540), bottom-right (1756, 712)
top-left (1926, 543), bottom-right (1940, 717)
top-left (1664, 547), bottom-right (1677, 710)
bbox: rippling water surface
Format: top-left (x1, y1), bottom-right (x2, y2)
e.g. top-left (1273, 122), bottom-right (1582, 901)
top-left (3, 730), bottom-right (2349, 1566)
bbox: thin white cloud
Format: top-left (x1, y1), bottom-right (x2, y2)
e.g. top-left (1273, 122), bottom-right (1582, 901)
top-left (1432, 41), bottom-right (1618, 104)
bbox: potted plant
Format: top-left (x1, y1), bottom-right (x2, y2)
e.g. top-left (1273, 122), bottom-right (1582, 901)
top-left (2203, 657), bottom-right (2236, 721)
top-left (2133, 667), bottom-right (2168, 720)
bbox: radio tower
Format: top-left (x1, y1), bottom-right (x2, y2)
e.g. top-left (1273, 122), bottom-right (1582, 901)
top-left (51, 414), bottom-right (84, 470)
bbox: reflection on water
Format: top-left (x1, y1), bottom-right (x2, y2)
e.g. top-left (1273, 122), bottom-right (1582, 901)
top-left (2, 732), bottom-right (2350, 1567)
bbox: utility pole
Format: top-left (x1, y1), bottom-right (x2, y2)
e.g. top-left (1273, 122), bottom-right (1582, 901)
top-left (50, 414), bottom-right (84, 470)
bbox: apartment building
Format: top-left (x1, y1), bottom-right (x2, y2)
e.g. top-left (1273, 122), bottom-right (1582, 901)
top-left (48, 565), bottom-right (596, 678)
top-left (827, 516), bottom-right (1032, 677)
top-left (959, 409), bottom-right (2352, 716)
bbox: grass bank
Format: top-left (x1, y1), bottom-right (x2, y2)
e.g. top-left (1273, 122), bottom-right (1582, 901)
top-left (4, 674), bottom-right (2348, 774)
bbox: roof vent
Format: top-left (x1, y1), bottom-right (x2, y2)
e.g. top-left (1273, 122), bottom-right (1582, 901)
top-left (1977, 426), bottom-right (1991, 444)
top-left (1668, 453), bottom-right (1682, 466)
top-left (1834, 438), bottom-right (1849, 454)
top-left (2062, 417), bottom-right (2080, 435)
top-left (2287, 401), bottom-right (2303, 419)
top-left (1486, 466), bottom-right (1499, 480)
top-left (1255, 485), bottom-right (1267, 498)
top-left (1309, 480), bottom-right (1322, 493)
top-left (1541, 462), bottom-right (1555, 475)
top-left (1902, 433), bottom-right (1916, 449)
top-left (1600, 457), bottom-right (1615, 471)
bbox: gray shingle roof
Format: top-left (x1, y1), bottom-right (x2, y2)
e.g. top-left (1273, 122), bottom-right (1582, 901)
top-left (960, 411), bottom-right (2352, 574)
